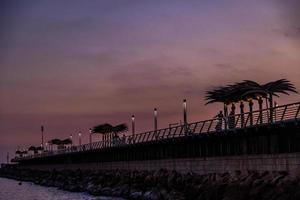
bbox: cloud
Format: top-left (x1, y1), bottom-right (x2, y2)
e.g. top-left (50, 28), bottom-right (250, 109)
top-left (273, 0), bottom-right (300, 40)
top-left (283, 27), bottom-right (300, 39)
top-left (1, 0), bottom-right (300, 163)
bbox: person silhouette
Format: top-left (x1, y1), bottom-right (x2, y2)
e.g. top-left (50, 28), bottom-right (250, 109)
top-left (215, 111), bottom-right (224, 131)
top-left (228, 110), bottom-right (235, 129)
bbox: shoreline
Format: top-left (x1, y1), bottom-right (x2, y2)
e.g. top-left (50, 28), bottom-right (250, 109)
top-left (0, 177), bottom-right (124, 200)
top-left (1, 166), bottom-right (300, 200)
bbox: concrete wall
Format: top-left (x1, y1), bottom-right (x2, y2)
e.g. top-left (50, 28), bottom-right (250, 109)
top-left (22, 152), bottom-right (300, 176)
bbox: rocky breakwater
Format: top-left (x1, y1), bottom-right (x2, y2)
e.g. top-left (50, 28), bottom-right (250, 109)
top-left (1, 165), bottom-right (300, 200)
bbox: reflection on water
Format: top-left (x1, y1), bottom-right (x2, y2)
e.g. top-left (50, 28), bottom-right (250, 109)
top-left (0, 178), bottom-right (124, 200)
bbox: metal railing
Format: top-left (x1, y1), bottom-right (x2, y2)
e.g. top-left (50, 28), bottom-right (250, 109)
top-left (14, 101), bottom-right (300, 161)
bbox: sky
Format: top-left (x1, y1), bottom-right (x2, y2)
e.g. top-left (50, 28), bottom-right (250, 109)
top-left (0, 0), bottom-right (300, 163)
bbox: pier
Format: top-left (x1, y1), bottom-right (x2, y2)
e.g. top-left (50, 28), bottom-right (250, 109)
top-left (12, 101), bottom-right (300, 174)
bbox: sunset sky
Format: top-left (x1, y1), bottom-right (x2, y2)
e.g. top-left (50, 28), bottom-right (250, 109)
top-left (0, 0), bottom-right (300, 163)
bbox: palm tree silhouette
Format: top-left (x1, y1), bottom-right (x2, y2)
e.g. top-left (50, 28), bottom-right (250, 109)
top-left (92, 123), bottom-right (113, 142)
top-left (262, 79), bottom-right (297, 121)
top-left (48, 138), bottom-right (61, 145)
top-left (92, 123), bottom-right (128, 143)
top-left (206, 79), bottom-right (297, 125)
top-left (28, 146), bottom-right (37, 154)
top-left (48, 138), bottom-right (72, 150)
top-left (61, 138), bottom-right (72, 145)
top-left (112, 123), bottom-right (128, 137)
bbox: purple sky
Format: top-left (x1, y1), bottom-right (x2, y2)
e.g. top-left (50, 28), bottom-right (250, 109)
top-left (0, 0), bottom-right (300, 163)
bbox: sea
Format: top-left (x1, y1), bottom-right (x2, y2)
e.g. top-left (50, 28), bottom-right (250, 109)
top-left (0, 177), bottom-right (125, 200)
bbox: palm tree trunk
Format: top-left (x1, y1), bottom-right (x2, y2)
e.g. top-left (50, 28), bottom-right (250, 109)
top-left (249, 99), bottom-right (253, 126)
top-left (231, 103), bottom-right (236, 114)
top-left (240, 101), bottom-right (245, 127)
top-left (224, 103), bottom-right (228, 130)
top-left (269, 94), bottom-right (273, 123)
top-left (258, 97), bottom-right (263, 124)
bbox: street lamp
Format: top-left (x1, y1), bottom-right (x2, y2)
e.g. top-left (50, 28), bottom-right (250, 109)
top-left (183, 99), bottom-right (187, 125)
top-left (131, 115), bottom-right (135, 136)
top-left (41, 125), bottom-right (44, 149)
top-left (89, 128), bottom-right (93, 149)
top-left (154, 108), bottom-right (158, 131)
top-left (183, 99), bottom-right (188, 134)
top-left (45, 142), bottom-right (48, 151)
top-left (78, 132), bottom-right (82, 146)
top-left (70, 134), bottom-right (73, 147)
top-left (89, 128), bottom-right (92, 144)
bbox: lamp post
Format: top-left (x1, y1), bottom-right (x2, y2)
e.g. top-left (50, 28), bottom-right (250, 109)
top-left (131, 115), bottom-right (135, 144)
top-left (154, 108), bottom-right (158, 131)
top-left (70, 134), bottom-right (73, 147)
top-left (89, 128), bottom-right (92, 149)
top-left (154, 108), bottom-right (158, 139)
top-left (89, 128), bottom-right (92, 144)
top-left (131, 115), bottom-right (135, 136)
top-left (183, 99), bottom-right (187, 124)
top-left (78, 132), bottom-right (82, 146)
top-left (41, 126), bottom-right (44, 149)
top-left (183, 99), bottom-right (187, 134)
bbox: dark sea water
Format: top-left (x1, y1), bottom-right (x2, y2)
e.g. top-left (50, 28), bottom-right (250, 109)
top-left (0, 178), bottom-right (125, 200)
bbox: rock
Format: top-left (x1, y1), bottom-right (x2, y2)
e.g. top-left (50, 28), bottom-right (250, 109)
top-left (271, 175), bottom-right (285, 185)
top-left (143, 189), bottom-right (162, 200)
top-left (2, 166), bottom-right (300, 200)
top-left (88, 185), bottom-right (103, 196)
top-left (166, 190), bottom-right (185, 200)
top-left (222, 184), bottom-right (249, 200)
top-left (101, 187), bottom-right (112, 196)
top-left (111, 184), bottom-right (129, 197)
top-left (129, 190), bottom-right (143, 200)
top-left (96, 197), bottom-right (127, 200)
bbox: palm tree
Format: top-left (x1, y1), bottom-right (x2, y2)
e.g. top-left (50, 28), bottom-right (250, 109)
top-left (262, 79), bottom-right (297, 122)
top-left (15, 150), bottom-right (22, 157)
top-left (233, 80), bottom-right (268, 101)
top-left (205, 79), bottom-right (297, 125)
top-left (92, 123), bottom-right (114, 141)
top-left (92, 123), bottom-right (128, 142)
top-left (49, 138), bottom-right (61, 145)
top-left (234, 80), bottom-right (268, 126)
top-left (112, 123), bottom-right (128, 137)
top-left (28, 146), bottom-right (37, 154)
top-left (61, 138), bottom-right (72, 145)
top-left (48, 138), bottom-right (72, 149)
top-left (205, 85), bottom-right (235, 121)
top-left (36, 146), bottom-right (43, 151)
top-left (48, 138), bottom-right (62, 150)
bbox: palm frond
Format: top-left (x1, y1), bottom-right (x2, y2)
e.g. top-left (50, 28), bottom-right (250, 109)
top-left (92, 123), bottom-right (113, 134)
top-left (113, 123), bottom-right (128, 133)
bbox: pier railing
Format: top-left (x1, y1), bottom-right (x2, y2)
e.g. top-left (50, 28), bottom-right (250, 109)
top-left (14, 101), bottom-right (300, 161)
